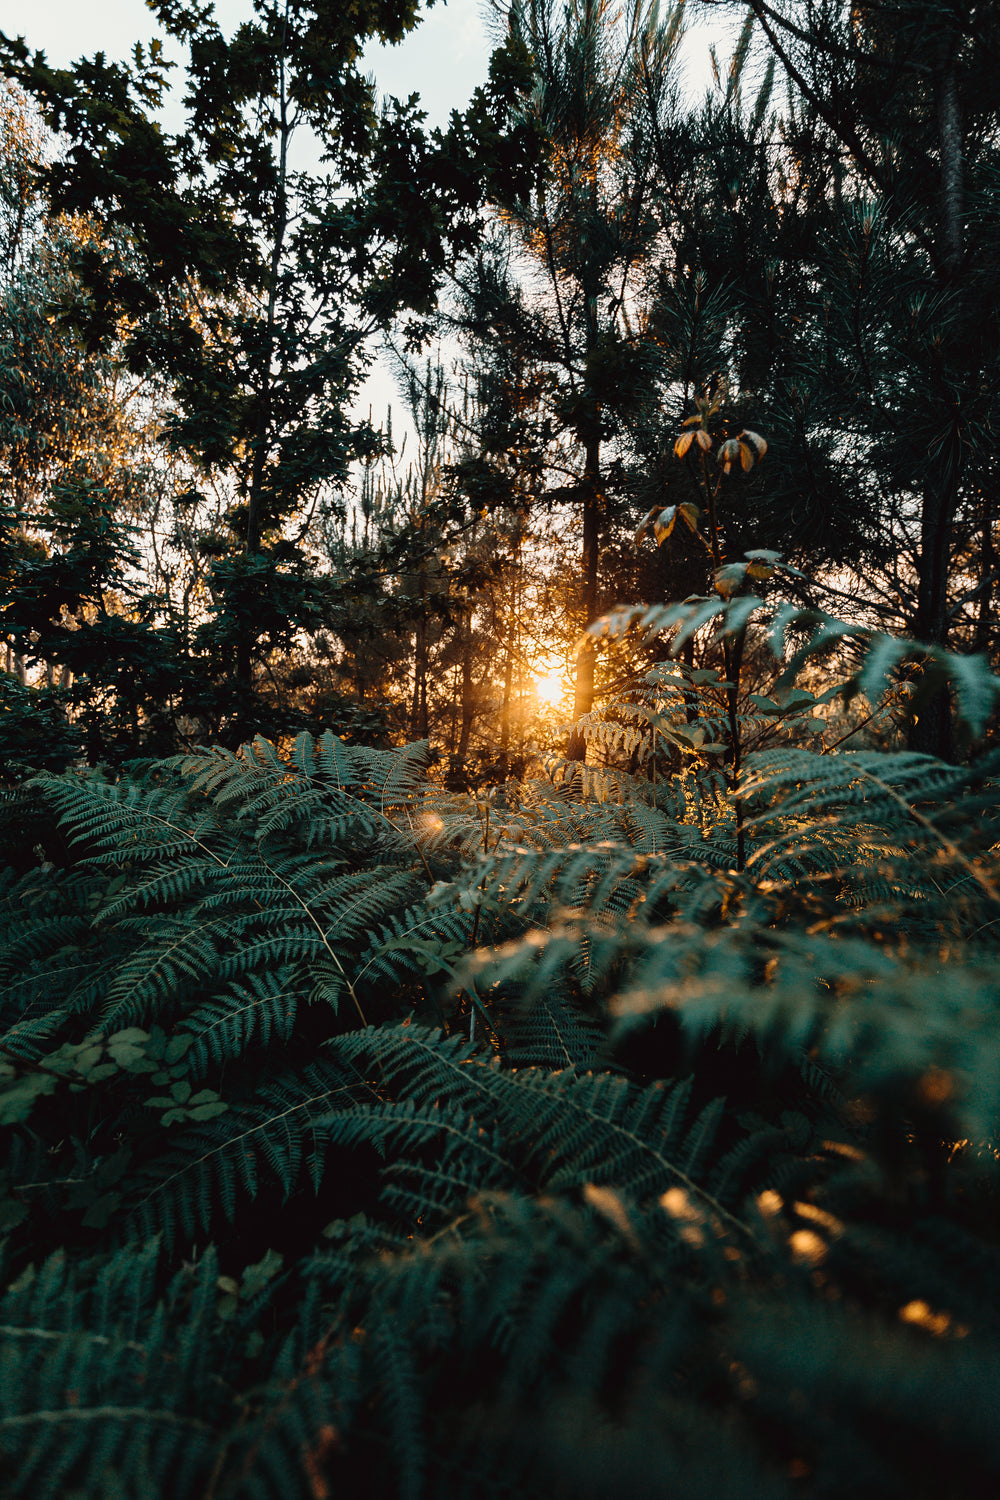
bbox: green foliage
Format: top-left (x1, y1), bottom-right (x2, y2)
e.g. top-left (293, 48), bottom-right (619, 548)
top-left (0, 674), bottom-right (83, 778)
top-left (2, 1), bottom-right (1000, 1493)
top-left (0, 5), bottom-right (541, 754)
top-left (0, 693), bottom-right (996, 1495)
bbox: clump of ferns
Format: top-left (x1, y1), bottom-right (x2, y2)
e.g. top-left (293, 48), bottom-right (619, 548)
top-left (576, 657), bottom-right (826, 786)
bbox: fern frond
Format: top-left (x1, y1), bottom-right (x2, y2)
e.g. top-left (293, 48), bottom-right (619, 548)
top-left (329, 1025), bottom-right (747, 1235)
top-left (181, 973), bottom-right (301, 1073)
top-left (498, 991), bottom-right (605, 1071)
top-left (0, 1242), bottom-right (220, 1499)
top-left (126, 1059), bottom-right (357, 1244)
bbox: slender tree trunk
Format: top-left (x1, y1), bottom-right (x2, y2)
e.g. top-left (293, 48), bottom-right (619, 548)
top-left (937, 50), bottom-right (963, 283)
top-left (911, 470), bottom-right (957, 759)
top-left (448, 661), bottom-right (459, 758)
top-left (973, 510), bottom-right (997, 656)
top-left (411, 613), bottom-right (429, 740)
top-left (446, 609), bottom-right (476, 789)
top-left (909, 45), bottom-right (963, 760)
top-left (681, 636), bottom-right (698, 724)
top-left (455, 611), bottom-right (476, 777)
top-left (235, 34), bottom-right (290, 700)
top-left (498, 552), bottom-right (521, 781)
top-left (566, 434), bottom-right (601, 761)
top-left (497, 598), bottom-right (516, 781)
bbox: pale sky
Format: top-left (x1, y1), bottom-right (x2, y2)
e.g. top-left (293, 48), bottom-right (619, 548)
top-left (8, 1), bottom-right (726, 448)
top-left (9, 1), bottom-right (722, 129)
top-left (5, 0), bottom-right (497, 129)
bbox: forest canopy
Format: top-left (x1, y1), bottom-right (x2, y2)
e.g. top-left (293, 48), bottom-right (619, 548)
top-left (1, 2), bottom-right (1000, 1497)
top-left (1, 0), bottom-right (997, 773)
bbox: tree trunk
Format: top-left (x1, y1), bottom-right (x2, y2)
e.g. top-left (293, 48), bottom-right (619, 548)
top-left (235, 50), bottom-right (290, 701)
top-left (565, 434), bottom-right (601, 762)
top-left (910, 470), bottom-right (957, 759)
top-left (450, 609), bottom-right (476, 787)
top-left (497, 577), bottom-right (518, 782)
top-left (973, 508), bottom-right (997, 656)
top-left (937, 49), bottom-right (963, 282)
top-left (411, 613), bottom-right (429, 741)
top-left (909, 46), bottom-right (963, 761)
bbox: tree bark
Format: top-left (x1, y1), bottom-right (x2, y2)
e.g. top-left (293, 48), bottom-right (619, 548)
top-left (235, 31), bottom-right (291, 699)
top-left (909, 45), bottom-right (963, 761)
top-left (411, 612), bottom-right (429, 741)
top-left (455, 609), bottom-right (476, 776)
top-left (565, 434), bottom-right (601, 762)
top-left (497, 564), bottom-right (519, 781)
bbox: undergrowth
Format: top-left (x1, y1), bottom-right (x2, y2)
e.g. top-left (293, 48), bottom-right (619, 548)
top-left (0, 628), bottom-right (999, 1498)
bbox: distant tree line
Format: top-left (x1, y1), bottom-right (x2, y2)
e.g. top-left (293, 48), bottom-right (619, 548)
top-left (1, 0), bottom-right (998, 777)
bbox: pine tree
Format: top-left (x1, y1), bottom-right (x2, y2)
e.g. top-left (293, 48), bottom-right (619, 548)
top-left (453, 0), bottom-right (686, 760)
top-left (687, 0), bottom-right (1000, 756)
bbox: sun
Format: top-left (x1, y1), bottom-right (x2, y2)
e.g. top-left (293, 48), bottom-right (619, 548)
top-left (534, 669), bottom-right (565, 708)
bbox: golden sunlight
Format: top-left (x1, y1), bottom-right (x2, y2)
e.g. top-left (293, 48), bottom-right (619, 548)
top-left (534, 668), bottom-right (567, 708)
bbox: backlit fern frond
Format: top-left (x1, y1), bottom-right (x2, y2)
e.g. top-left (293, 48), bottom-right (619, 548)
top-left (742, 747), bottom-right (1000, 934)
top-left (18, 739), bottom-right (446, 1039)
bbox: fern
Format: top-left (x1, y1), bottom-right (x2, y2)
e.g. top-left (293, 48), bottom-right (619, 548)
top-left (1, 700), bottom-right (1000, 1499)
top-left (319, 1024), bottom-right (755, 1239)
top-left (125, 1057), bottom-right (358, 1245)
top-left (496, 989), bottom-right (604, 1071)
top-left (181, 973), bottom-right (301, 1074)
top-left (0, 1242), bottom-right (221, 1499)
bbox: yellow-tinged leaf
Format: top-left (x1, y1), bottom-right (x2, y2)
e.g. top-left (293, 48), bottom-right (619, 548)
top-left (674, 431), bottom-right (695, 458)
top-left (741, 429), bottom-right (768, 459)
top-left (746, 560), bottom-right (774, 581)
top-left (739, 440), bottom-right (754, 471)
top-left (695, 428), bottom-right (713, 450)
top-left (653, 506), bottom-right (677, 544)
top-left (717, 438), bottom-right (741, 472)
top-left (715, 562), bottom-right (748, 597)
top-left (633, 506), bottom-right (659, 547)
top-left (682, 414), bottom-right (703, 427)
top-left (679, 502), bottom-right (701, 531)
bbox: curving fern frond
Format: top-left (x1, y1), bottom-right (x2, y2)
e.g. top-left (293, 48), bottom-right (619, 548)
top-left (593, 597), bottom-right (1000, 739)
top-left (181, 972), bottom-right (302, 1074)
top-left (324, 1024), bottom-right (750, 1237)
top-left (125, 1058), bottom-right (358, 1245)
